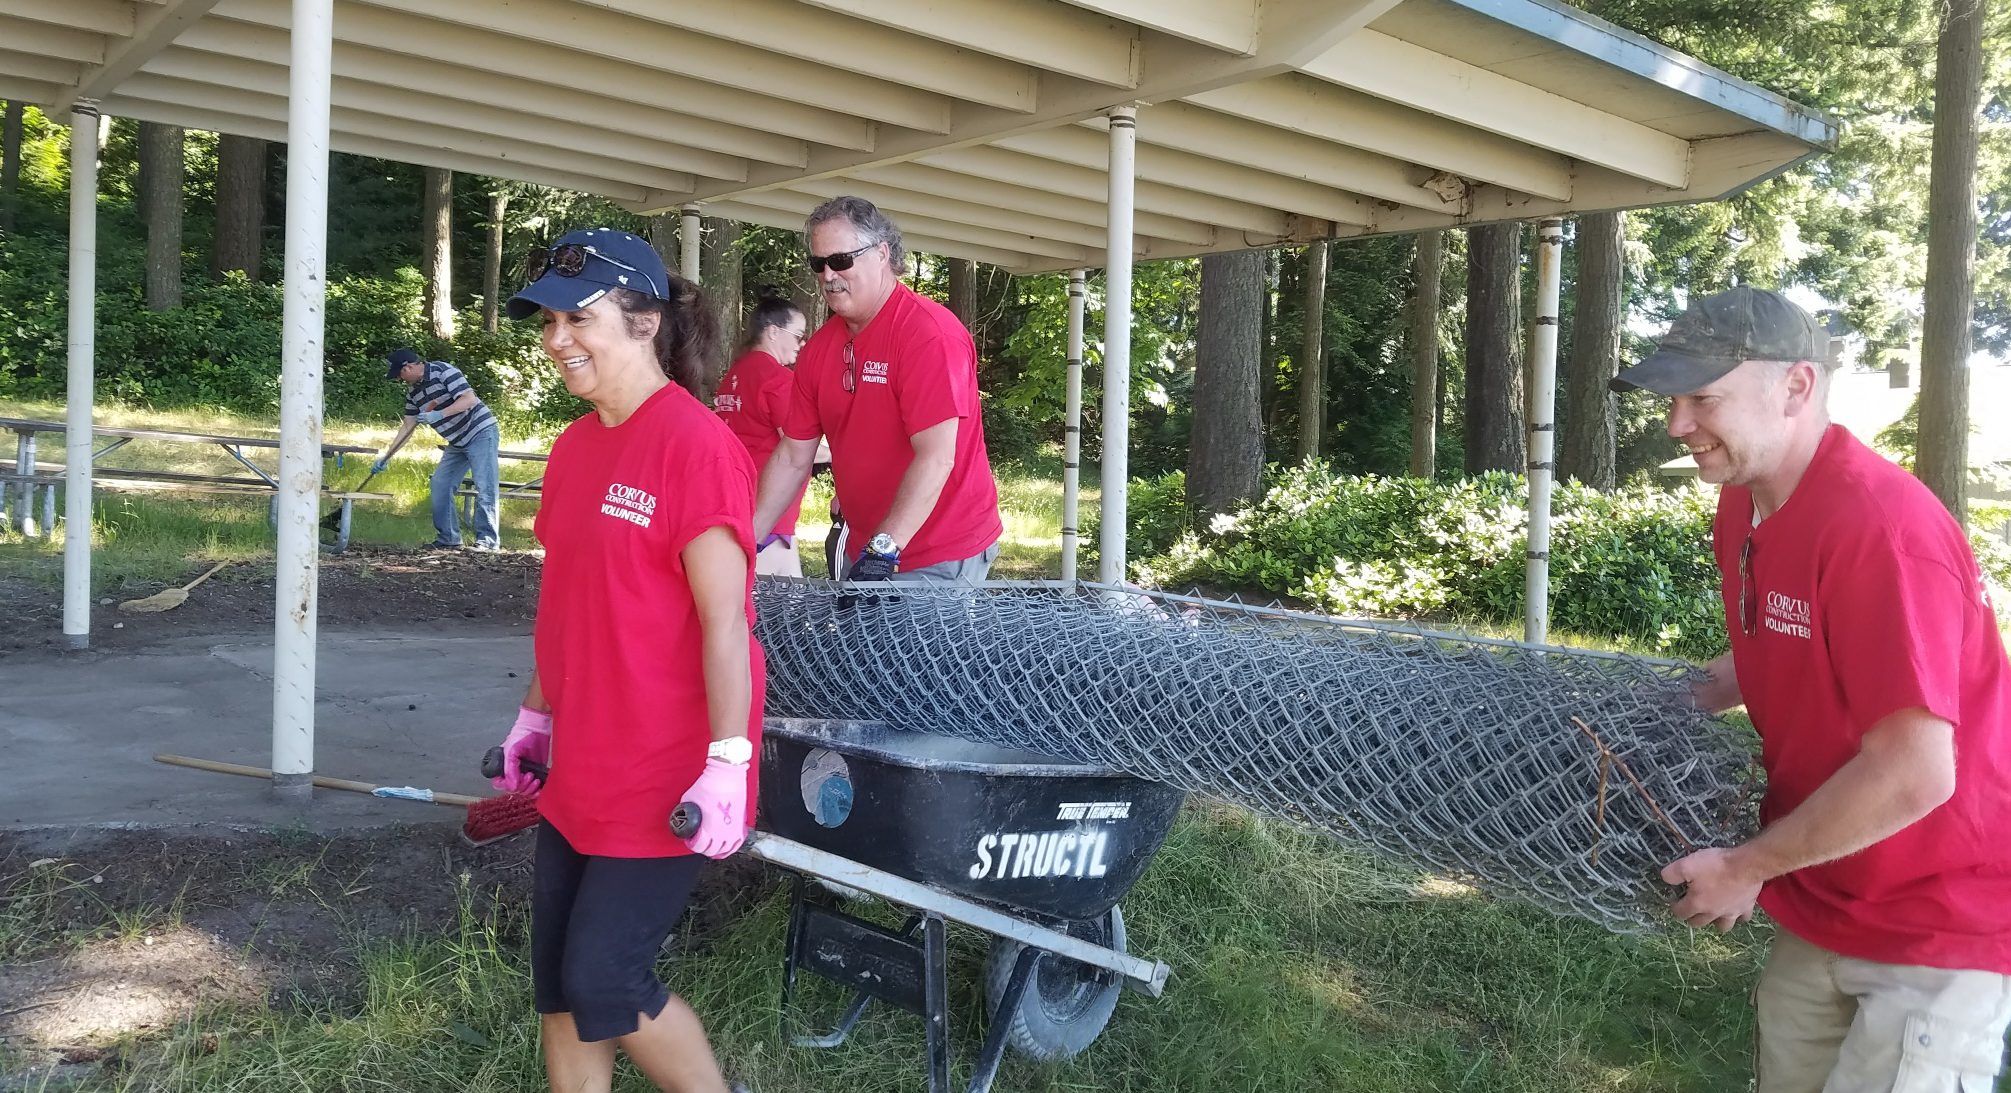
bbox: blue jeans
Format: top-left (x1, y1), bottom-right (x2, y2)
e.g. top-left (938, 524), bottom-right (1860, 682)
top-left (431, 425), bottom-right (500, 547)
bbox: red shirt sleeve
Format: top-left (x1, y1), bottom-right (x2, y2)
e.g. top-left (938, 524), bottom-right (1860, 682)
top-left (894, 329), bottom-right (972, 437)
top-left (1821, 529), bottom-right (1968, 734)
top-left (663, 451), bottom-right (757, 579)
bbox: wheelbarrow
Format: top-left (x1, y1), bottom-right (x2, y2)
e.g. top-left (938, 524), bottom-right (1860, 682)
top-left (745, 717), bottom-right (1185, 1093)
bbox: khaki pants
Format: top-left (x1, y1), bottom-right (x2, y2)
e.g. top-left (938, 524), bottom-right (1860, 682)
top-left (1756, 930), bottom-right (2011, 1093)
top-left (835, 541), bottom-right (1000, 583)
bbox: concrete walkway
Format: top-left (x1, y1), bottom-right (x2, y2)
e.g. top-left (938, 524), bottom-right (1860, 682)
top-left (0, 627), bottom-right (532, 831)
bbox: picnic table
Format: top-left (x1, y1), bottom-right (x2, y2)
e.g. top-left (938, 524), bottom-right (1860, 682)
top-left (450, 448), bottom-right (549, 529)
top-left (1, 416), bottom-right (389, 551)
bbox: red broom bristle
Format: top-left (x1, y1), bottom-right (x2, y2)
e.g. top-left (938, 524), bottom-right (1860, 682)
top-left (463, 791), bottom-right (541, 845)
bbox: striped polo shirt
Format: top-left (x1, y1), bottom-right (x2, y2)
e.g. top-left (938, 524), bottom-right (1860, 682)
top-left (403, 360), bottom-right (498, 447)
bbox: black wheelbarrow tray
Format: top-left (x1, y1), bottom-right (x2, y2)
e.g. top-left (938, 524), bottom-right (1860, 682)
top-left (744, 717), bottom-right (1185, 1093)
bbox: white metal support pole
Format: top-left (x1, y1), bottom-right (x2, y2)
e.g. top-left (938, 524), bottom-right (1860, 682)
top-left (1061, 268), bottom-right (1087, 582)
top-left (62, 101), bottom-right (101, 649)
top-left (679, 203), bottom-right (702, 284)
top-left (271, 0), bottom-right (335, 802)
top-left (1096, 106), bottom-right (1137, 585)
top-left (1524, 217), bottom-right (1566, 644)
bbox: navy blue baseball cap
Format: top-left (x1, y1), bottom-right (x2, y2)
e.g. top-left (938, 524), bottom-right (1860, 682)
top-left (507, 227), bottom-right (669, 320)
top-left (385, 347), bottom-right (422, 379)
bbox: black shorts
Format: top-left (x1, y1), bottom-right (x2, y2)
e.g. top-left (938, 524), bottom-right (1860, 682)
top-left (531, 821), bottom-right (706, 1042)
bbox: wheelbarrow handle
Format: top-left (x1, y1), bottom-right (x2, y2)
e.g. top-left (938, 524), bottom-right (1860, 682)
top-left (479, 745), bottom-right (548, 783)
top-left (670, 801), bottom-right (702, 839)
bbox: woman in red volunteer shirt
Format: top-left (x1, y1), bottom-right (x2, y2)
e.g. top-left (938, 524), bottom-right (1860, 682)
top-left (492, 227), bottom-right (761, 1093)
top-left (714, 289), bottom-right (810, 576)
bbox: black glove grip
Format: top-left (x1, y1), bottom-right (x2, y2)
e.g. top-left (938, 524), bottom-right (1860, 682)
top-left (480, 745), bottom-right (548, 783)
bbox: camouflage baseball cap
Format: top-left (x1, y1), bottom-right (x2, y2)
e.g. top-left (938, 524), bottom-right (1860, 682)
top-left (1610, 285), bottom-right (1827, 395)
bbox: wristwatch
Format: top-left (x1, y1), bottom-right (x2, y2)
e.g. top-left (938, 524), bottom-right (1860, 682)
top-left (707, 737), bottom-right (754, 766)
top-left (866, 533), bottom-right (899, 558)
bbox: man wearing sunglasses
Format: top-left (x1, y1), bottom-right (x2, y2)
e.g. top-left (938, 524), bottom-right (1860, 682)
top-left (1613, 286), bottom-right (2011, 1092)
top-left (751, 196), bottom-right (1001, 583)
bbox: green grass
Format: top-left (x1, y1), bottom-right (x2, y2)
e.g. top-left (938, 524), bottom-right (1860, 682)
top-left (38, 810), bottom-right (1764, 1093)
top-left (0, 397), bottom-right (538, 586)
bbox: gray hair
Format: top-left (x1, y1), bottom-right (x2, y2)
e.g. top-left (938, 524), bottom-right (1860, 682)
top-left (806, 195), bottom-right (906, 272)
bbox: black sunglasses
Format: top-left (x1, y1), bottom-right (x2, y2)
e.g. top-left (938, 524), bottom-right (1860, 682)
top-left (808, 242), bottom-right (876, 274)
top-left (1739, 532), bottom-right (1756, 637)
top-left (525, 243), bottom-right (662, 300)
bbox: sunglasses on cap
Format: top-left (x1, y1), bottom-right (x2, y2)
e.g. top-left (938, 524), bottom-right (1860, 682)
top-left (525, 243), bottom-right (663, 301)
top-left (808, 242), bottom-right (877, 275)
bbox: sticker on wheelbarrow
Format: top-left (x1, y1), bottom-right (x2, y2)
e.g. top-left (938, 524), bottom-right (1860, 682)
top-left (1057, 801), bottom-right (1131, 820)
top-left (799, 748), bottom-right (854, 828)
top-left (968, 830), bottom-right (1112, 881)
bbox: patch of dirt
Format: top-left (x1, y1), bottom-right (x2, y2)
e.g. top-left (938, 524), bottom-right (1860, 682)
top-left (0, 546), bottom-right (544, 661)
top-left (0, 826), bottom-right (771, 1079)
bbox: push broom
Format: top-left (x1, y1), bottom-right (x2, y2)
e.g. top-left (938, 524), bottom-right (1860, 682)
top-left (464, 748), bottom-right (547, 845)
top-left (152, 753), bottom-right (547, 846)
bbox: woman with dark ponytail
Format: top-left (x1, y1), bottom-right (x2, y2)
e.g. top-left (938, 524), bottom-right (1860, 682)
top-left (714, 287), bottom-right (810, 575)
top-left (495, 227), bottom-right (759, 1093)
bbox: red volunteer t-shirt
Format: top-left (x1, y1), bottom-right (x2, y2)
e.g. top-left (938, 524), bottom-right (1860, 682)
top-left (715, 349), bottom-right (806, 536)
top-left (532, 382), bottom-right (765, 858)
top-left (1715, 425), bottom-right (2011, 973)
top-left (783, 283), bottom-right (1001, 571)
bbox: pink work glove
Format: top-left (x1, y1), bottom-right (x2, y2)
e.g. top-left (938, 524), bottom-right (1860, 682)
top-left (679, 758), bottom-right (749, 859)
top-left (491, 706), bottom-right (552, 795)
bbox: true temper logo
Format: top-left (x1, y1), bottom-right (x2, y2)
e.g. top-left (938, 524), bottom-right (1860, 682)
top-left (1763, 589), bottom-right (1812, 639)
top-left (600, 482), bottom-right (656, 529)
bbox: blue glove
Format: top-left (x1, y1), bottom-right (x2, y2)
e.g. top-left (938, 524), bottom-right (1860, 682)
top-left (848, 549), bottom-right (898, 583)
top-left (415, 409), bottom-right (445, 425)
top-left (370, 457), bottom-right (390, 474)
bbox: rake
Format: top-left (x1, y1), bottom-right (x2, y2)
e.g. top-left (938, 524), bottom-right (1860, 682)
top-left (119, 561), bottom-right (229, 614)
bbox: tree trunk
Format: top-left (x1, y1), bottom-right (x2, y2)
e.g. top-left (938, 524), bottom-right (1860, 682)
top-left (1296, 240), bottom-right (1329, 462)
top-left (1560, 212), bottom-right (1623, 489)
top-left (422, 166), bottom-right (455, 339)
top-left (1464, 223), bottom-right (1525, 475)
top-left (211, 134), bottom-right (266, 280)
top-left (482, 189), bottom-right (510, 333)
top-left (138, 122), bottom-right (186, 311)
top-left (701, 216), bottom-right (744, 397)
top-left (792, 260), bottom-right (826, 330)
top-left (1187, 249), bottom-right (1266, 519)
top-left (1, 100), bottom-right (24, 232)
top-left (947, 257), bottom-right (977, 330)
top-left (649, 214), bottom-right (678, 271)
top-left (1916, 0), bottom-right (1983, 527)
top-left (1409, 231), bottom-right (1444, 479)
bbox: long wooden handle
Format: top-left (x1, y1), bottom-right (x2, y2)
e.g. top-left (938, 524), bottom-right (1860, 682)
top-left (180, 560), bottom-right (230, 593)
top-left (153, 753), bottom-right (482, 808)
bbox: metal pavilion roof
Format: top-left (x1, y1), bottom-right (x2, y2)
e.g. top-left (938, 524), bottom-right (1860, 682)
top-left (0, 0), bottom-right (1835, 273)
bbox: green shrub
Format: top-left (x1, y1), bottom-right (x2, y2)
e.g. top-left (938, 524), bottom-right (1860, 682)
top-left (1129, 461), bottom-right (1728, 658)
top-left (1080, 469), bottom-right (1190, 575)
top-left (0, 232), bottom-right (588, 429)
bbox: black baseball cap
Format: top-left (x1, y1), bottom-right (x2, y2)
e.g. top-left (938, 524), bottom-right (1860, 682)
top-left (1611, 286), bottom-right (1828, 395)
top-left (385, 347), bottom-right (422, 379)
top-left (506, 227), bottom-right (668, 320)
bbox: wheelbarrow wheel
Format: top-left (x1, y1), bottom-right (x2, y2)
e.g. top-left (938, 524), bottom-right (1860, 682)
top-left (981, 905), bottom-right (1125, 1061)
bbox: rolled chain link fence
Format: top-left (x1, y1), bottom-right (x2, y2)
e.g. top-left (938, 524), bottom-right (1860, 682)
top-left (752, 579), bottom-right (1761, 933)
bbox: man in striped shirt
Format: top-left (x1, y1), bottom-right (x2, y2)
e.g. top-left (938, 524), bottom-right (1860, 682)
top-left (375, 348), bottom-right (502, 550)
